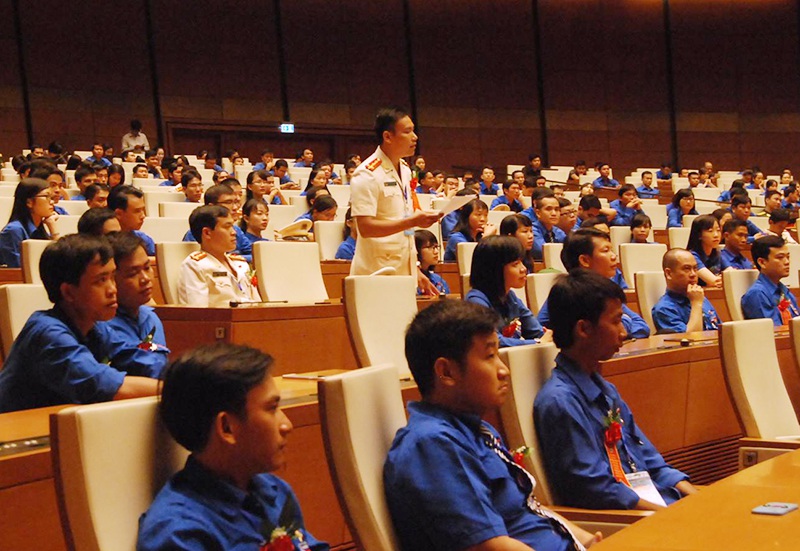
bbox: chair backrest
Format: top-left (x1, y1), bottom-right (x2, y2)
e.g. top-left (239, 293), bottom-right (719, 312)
top-left (457, 241), bottom-right (478, 277)
top-left (140, 217), bottom-right (190, 243)
top-left (251, 241), bottom-right (328, 303)
top-left (0, 284), bottom-right (50, 360)
top-left (318, 364), bottom-right (404, 551)
top-left (786, 243), bottom-right (800, 288)
top-left (51, 397), bottom-right (188, 551)
top-left (314, 220), bottom-right (346, 261)
top-left (158, 201), bottom-right (199, 219)
top-left (58, 201), bottom-right (90, 216)
top-left (327, 185), bottom-right (351, 207)
top-left (0, 197), bottom-right (12, 227)
top-left (155, 242), bottom-right (200, 304)
top-left (634, 271), bottom-right (667, 334)
top-left (498, 343), bottom-right (559, 505)
top-left (646, 204), bottom-right (667, 230)
top-left (343, 275), bottom-right (417, 378)
top-left (720, 319), bottom-right (800, 439)
top-left (265, 204), bottom-right (307, 238)
top-left (681, 214), bottom-right (699, 228)
top-left (618, 243), bottom-right (667, 290)
top-left (609, 226), bottom-right (653, 255)
top-left (142, 191), bottom-right (184, 217)
top-left (54, 215), bottom-right (80, 236)
top-left (525, 272), bottom-right (561, 315)
top-left (722, 269), bottom-right (758, 321)
top-left (667, 227), bottom-right (691, 249)
top-left (21, 239), bottom-right (52, 284)
top-left (749, 216), bottom-right (769, 232)
top-left (542, 243), bottom-right (564, 271)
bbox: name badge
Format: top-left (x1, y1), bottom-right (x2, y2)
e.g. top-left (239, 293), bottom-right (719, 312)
top-left (384, 181), bottom-right (398, 187)
top-left (625, 471), bottom-right (667, 507)
top-left (212, 271), bottom-right (227, 277)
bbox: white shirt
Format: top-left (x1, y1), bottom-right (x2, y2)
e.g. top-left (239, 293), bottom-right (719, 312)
top-left (178, 250), bottom-right (261, 307)
top-left (121, 132), bottom-right (150, 152)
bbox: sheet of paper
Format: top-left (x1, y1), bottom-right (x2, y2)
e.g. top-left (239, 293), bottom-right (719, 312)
top-left (436, 195), bottom-right (474, 216)
top-left (625, 471), bottom-right (667, 507)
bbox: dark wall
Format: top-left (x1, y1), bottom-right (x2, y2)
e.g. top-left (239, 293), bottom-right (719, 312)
top-left (3, 0), bottom-right (800, 176)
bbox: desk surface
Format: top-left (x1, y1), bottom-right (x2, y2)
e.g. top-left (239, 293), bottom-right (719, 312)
top-left (595, 448), bottom-right (800, 550)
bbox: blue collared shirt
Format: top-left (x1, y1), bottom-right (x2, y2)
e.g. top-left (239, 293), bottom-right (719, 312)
top-left (690, 250), bottom-right (721, 286)
top-left (534, 353), bottom-right (688, 509)
top-left (636, 185), bottom-right (659, 198)
top-left (0, 218), bottom-right (49, 267)
top-left (782, 200), bottom-right (798, 211)
top-left (479, 182), bottom-right (500, 195)
top-left (54, 205), bottom-right (67, 215)
top-left (465, 288), bottom-right (544, 346)
top-left (133, 230), bottom-right (156, 256)
top-left (100, 306), bottom-right (170, 378)
top-left (267, 169), bottom-right (294, 186)
top-left (384, 401), bottom-right (573, 551)
top-left (651, 289), bottom-right (720, 334)
top-left (609, 199), bottom-right (642, 227)
top-left (86, 156), bottom-right (112, 167)
top-left (717, 190), bottom-right (731, 202)
top-left (242, 231), bottom-right (268, 245)
top-left (593, 176), bottom-right (620, 189)
top-left (666, 208), bottom-right (698, 229)
top-left (490, 196), bottom-right (524, 213)
top-left (444, 231), bottom-right (473, 262)
top-left (441, 211), bottom-right (459, 239)
top-left (520, 206), bottom-right (538, 222)
top-left (138, 456), bottom-right (328, 551)
top-left (0, 307), bottom-right (131, 412)
top-left (655, 170), bottom-right (671, 181)
top-left (419, 269), bottom-right (450, 295)
top-left (531, 218), bottom-right (566, 261)
top-left (182, 225), bottom-right (253, 262)
top-left (335, 235), bottom-right (355, 260)
top-left (719, 248), bottom-right (753, 270)
top-left (415, 185), bottom-right (438, 195)
top-left (744, 219), bottom-right (766, 243)
top-left (741, 272), bottom-right (800, 326)
top-left (611, 268), bottom-right (628, 290)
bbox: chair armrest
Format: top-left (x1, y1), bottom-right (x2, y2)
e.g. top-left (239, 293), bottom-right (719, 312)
top-left (739, 437), bottom-right (800, 451)
top-left (552, 506), bottom-right (652, 525)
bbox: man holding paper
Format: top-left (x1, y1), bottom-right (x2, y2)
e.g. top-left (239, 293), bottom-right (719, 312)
top-left (534, 269), bottom-right (697, 510)
top-left (350, 107), bottom-right (443, 294)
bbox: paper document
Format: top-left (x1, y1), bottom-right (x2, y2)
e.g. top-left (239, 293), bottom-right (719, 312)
top-left (625, 471), bottom-right (667, 507)
top-left (437, 195), bottom-right (474, 216)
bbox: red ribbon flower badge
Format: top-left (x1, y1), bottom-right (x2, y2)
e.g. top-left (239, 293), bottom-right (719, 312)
top-left (248, 268), bottom-right (258, 288)
top-left (512, 445), bottom-right (531, 467)
top-left (603, 408), bottom-right (624, 447)
top-left (261, 527), bottom-right (306, 551)
top-left (501, 318), bottom-right (522, 338)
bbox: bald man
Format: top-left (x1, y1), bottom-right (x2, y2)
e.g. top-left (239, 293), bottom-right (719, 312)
top-left (651, 248), bottom-right (721, 334)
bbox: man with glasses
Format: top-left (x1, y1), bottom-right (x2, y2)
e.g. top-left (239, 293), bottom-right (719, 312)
top-left (182, 170), bottom-right (204, 203)
top-left (182, 184), bottom-right (251, 261)
top-left (556, 198), bottom-right (577, 234)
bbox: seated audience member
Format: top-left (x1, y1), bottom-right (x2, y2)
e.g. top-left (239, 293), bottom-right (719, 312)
top-left (77, 208), bottom-right (121, 236)
top-left (107, 164), bottom-right (125, 188)
top-left (93, 163), bottom-right (109, 185)
top-left (302, 169), bottom-right (330, 194)
top-left (221, 177), bottom-right (244, 211)
top-left (538, 229), bottom-right (650, 338)
top-left (766, 208), bottom-right (797, 244)
top-left (567, 159), bottom-right (587, 185)
top-left (239, 198), bottom-right (269, 245)
top-left (183, 184), bottom-right (252, 260)
top-left (637, 170), bottom-right (659, 198)
top-left (0, 235), bottom-right (159, 412)
top-left (178, 206), bottom-right (261, 307)
top-left (655, 162), bottom-right (672, 185)
top-left (133, 163), bottom-right (150, 179)
top-left (782, 185), bottom-right (799, 211)
top-left (579, 216), bottom-right (610, 235)
top-left (86, 141), bottom-right (111, 167)
top-left (441, 187), bottom-right (478, 239)
top-left (204, 154), bottom-right (223, 173)
top-left (414, 229), bottom-right (448, 295)
top-left (667, 188), bottom-right (698, 228)
top-left (686, 171), bottom-right (701, 188)
top-left (39, 168), bottom-right (68, 214)
top-left (750, 170), bottom-right (766, 190)
top-left (145, 149), bottom-right (162, 178)
top-left (551, 184), bottom-right (565, 198)
top-left (592, 163), bottom-right (620, 188)
top-left (510, 169), bottom-right (526, 192)
top-left (523, 153), bottom-right (543, 179)
top-left (630, 213), bottom-right (652, 243)
top-left (531, 194), bottom-right (566, 261)
top-left (103, 232), bottom-right (169, 378)
top-left (294, 148), bottom-right (314, 168)
top-left (137, 343), bottom-right (328, 551)
top-left (500, 214), bottom-right (535, 272)
top-left (159, 160), bottom-right (182, 187)
top-left (293, 195), bottom-right (338, 232)
top-left (335, 208), bottom-right (356, 260)
top-left (535, 270), bottom-right (696, 509)
top-left (0, 178), bottom-right (58, 267)
top-left (342, 160), bottom-right (358, 185)
top-left (384, 300), bottom-right (598, 550)
top-left (686, 215), bottom-right (722, 287)
top-left (444, 198), bottom-right (497, 261)
top-left (269, 159), bottom-right (298, 189)
top-left (182, 170), bottom-right (204, 203)
top-left (109, 185), bottom-right (155, 255)
top-left (717, 180), bottom-right (744, 203)
top-left (415, 170), bottom-right (438, 195)
top-left (252, 148), bottom-right (275, 171)
top-left (73, 165), bottom-right (98, 201)
top-left (491, 180), bottom-right (524, 212)
top-left (478, 165), bottom-right (499, 195)
top-left (211, 170), bottom-right (231, 185)
top-left (556, 198), bottom-right (577, 235)
top-left (609, 184), bottom-right (644, 226)
top-left (731, 194), bottom-right (766, 243)
top-left (84, 183), bottom-right (109, 209)
top-left (465, 236), bottom-right (551, 347)
top-left (756, 189), bottom-right (783, 217)
top-left (741, 235), bottom-right (798, 326)
top-left (246, 169), bottom-right (284, 205)
top-left (720, 219), bottom-right (754, 270)
top-left (652, 249), bottom-right (720, 333)
top-left (711, 207), bottom-right (733, 229)
top-left (535, 175), bottom-right (548, 188)
top-left (121, 119), bottom-right (149, 152)
top-left (519, 186), bottom-right (552, 222)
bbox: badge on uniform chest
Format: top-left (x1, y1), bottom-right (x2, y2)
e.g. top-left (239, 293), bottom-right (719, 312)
top-left (212, 271), bottom-right (227, 277)
top-left (384, 181), bottom-right (398, 187)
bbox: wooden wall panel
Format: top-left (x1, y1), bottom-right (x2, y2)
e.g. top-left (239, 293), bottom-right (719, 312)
top-left (0, 0), bottom-right (26, 155)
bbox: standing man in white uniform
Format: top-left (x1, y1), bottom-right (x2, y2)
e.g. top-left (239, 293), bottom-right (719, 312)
top-left (350, 107), bottom-right (443, 294)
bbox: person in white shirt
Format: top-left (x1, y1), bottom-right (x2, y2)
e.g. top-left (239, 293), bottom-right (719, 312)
top-left (121, 119), bottom-right (150, 152)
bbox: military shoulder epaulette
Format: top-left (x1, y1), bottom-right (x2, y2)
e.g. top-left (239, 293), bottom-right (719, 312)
top-left (189, 251), bottom-right (207, 261)
top-left (400, 158), bottom-right (409, 166)
top-left (366, 157), bottom-right (382, 171)
top-left (228, 254), bottom-right (246, 262)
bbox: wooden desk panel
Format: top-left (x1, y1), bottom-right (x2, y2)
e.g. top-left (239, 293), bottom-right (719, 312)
top-left (320, 261), bottom-right (463, 300)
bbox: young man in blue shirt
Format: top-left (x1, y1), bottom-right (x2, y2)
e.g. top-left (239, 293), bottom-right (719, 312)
top-left (592, 163), bottom-right (619, 189)
top-left (0, 234), bottom-right (159, 412)
top-left (535, 269), bottom-right (696, 510)
top-left (109, 185), bottom-right (156, 256)
top-left (655, 163), bottom-right (672, 186)
top-left (741, 235), bottom-right (799, 326)
top-left (384, 300), bottom-right (599, 550)
top-left (651, 248), bottom-right (721, 334)
top-left (85, 141), bottom-right (111, 167)
top-left (730, 194), bottom-right (766, 243)
top-left (137, 343), bottom-right (328, 551)
top-left (609, 184), bottom-right (644, 226)
top-left (491, 180), bottom-right (524, 212)
top-left (719, 219), bottom-right (754, 270)
top-left (73, 165), bottom-right (98, 201)
top-left (479, 165), bottom-right (500, 195)
top-left (636, 171), bottom-right (659, 198)
top-left (531, 194), bottom-right (566, 260)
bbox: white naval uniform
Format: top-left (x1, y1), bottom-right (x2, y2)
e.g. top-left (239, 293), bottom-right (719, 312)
top-left (349, 146), bottom-right (416, 275)
top-left (177, 250), bottom-right (261, 307)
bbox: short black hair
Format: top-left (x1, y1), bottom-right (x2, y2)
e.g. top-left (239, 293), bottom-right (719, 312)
top-left (561, 228), bottom-right (610, 270)
top-left (731, 194), bottom-right (751, 208)
top-left (579, 194), bottom-right (602, 211)
top-left (469, 235), bottom-right (525, 305)
top-left (84, 183), bottom-right (109, 201)
top-left (40, 234), bottom-right (113, 303)
top-left (618, 183), bottom-right (636, 197)
top-left (310, 194), bottom-right (338, 214)
top-left (548, 269), bottom-right (626, 349)
top-left (189, 205), bottom-right (229, 243)
top-left (630, 212), bottom-right (651, 230)
top-left (105, 231), bottom-right (145, 266)
top-left (108, 185), bottom-right (143, 211)
top-left (75, 165), bottom-right (95, 184)
top-left (77, 208), bottom-right (118, 236)
top-left (722, 218), bottom-right (748, 235)
top-left (405, 300), bottom-right (499, 396)
top-left (374, 106), bottom-right (410, 143)
top-left (160, 343), bottom-right (273, 452)
top-left (204, 184), bottom-right (234, 205)
top-left (769, 208), bottom-right (792, 224)
top-left (751, 234), bottom-right (785, 271)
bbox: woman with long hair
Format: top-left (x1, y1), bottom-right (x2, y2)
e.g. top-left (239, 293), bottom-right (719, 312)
top-left (667, 188), bottom-right (698, 228)
top-left (0, 178), bottom-right (58, 267)
top-left (686, 214), bottom-right (722, 287)
top-left (443, 198), bottom-right (497, 261)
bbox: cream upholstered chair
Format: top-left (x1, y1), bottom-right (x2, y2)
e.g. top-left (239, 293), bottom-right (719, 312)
top-left (618, 243), bottom-right (667, 290)
top-left (57, 201), bottom-right (90, 216)
top-left (456, 241), bottom-right (478, 296)
top-left (314, 220), bottom-right (346, 261)
top-left (140, 217), bottom-right (189, 243)
top-left (155, 242), bottom-right (200, 304)
top-left (667, 227), bottom-right (690, 249)
top-left (498, 344), bottom-right (648, 534)
top-left (21, 239), bottom-right (52, 284)
top-left (542, 243), bottom-right (564, 272)
top-left (681, 214), bottom-right (699, 228)
top-left (343, 275), bottom-right (417, 378)
top-left (251, 241), bottom-right (328, 303)
top-left (142, 191), bottom-right (183, 218)
top-left (609, 226), bottom-right (653, 255)
top-left (51, 397), bottom-right (188, 551)
top-left (634, 272), bottom-right (667, 334)
top-left (318, 364), bottom-right (404, 551)
top-left (785, 243), bottom-right (800, 288)
top-left (525, 272), bottom-right (561, 315)
top-left (158, 201), bottom-right (199, 219)
top-left (720, 319), bottom-right (800, 468)
top-left (722, 269), bottom-right (758, 321)
top-left (54, 215), bottom-right (80, 236)
top-left (265, 204), bottom-right (307, 238)
top-left (0, 284), bottom-right (51, 360)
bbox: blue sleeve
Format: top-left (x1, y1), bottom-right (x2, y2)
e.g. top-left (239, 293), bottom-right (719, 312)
top-left (100, 317), bottom-right (169, 379)
top-left (629, 417), bottom-right (689, 492)
top-left (234, 226), bottom-right (253, 261)
top-left (534, 385), bottom-right (641, 509)
top-left (621, 304), bottom-right (650, 338)
top-left (652, 299), bottom-right (687, 334)
top-left (182, 230), bottom-right (196, 242)
top-left (137, 232), bottom-right (156, 256)
top-left (666, 209), bottom-right (682, 228)
top-left (334, 238), bottom-right (355, 260)
top-left (513, 293), bottom-right (544, 340)
top-left (444, 232), bottom-right (465, 262)
top-left (691, 251), bottom-right (707, 271)
top-left (441, 212), bottom-right (458, 239)
top-left (531, 225), bottom-right (546, 261)
top-left (490, 197), bottom-right (503, 209)
top-left (0, 224), bottom-right (24, 267)
top-left (741, 287), bottom-right (781, 326)
top-left (537, 299), bottom-right (550, 328)
top-left (465, 291), bottom-right (539, 347)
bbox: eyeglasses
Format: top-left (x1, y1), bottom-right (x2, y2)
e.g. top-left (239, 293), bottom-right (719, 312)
top-left (34, 193), bottom-right (53, 201)
top-left (217, 200), bottom-right (240, 207)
